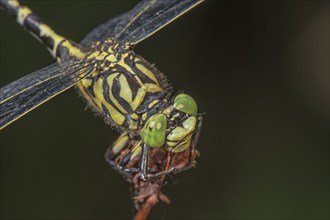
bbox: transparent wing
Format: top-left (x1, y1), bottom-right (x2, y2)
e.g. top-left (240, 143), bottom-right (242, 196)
top-left (81, 0), bottom-right (203, 45)
top-left (0, 61), bottom-right (94, 130)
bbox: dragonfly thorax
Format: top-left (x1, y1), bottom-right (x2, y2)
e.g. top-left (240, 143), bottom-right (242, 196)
top-left (76, 40), bottom-right (171, 131)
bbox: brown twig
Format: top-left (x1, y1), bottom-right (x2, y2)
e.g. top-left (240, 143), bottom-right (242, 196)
top-left (133, 194), bottom-right (158, 220)
top-left (131, 148), bottom-right (199, 219)
top-left (108, 136), bottom-right (200, 220)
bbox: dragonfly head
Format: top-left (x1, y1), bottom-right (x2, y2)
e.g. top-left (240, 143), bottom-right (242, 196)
top-left (140, 94), bottom-right (200, 153)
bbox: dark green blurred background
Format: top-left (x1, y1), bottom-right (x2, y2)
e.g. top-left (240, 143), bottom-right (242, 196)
top-left (0, 1), bottom-right (329, 219)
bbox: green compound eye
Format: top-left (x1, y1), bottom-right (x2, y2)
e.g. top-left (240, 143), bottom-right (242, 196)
top-left (140, 113), bottom-right (167, 148)
top-left (174, 94), bottom-right (198, 116)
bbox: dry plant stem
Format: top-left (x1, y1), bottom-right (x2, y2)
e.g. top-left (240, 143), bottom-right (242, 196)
top-left (132, 172), bottom-right (171, 220)
top-left (133, 190), bottom-right (171, 220)
top-left (133, 194), bottom-right (158, 220)
top-left (109, 137), bottom-right (200, 220)
top-left (132, 149), bottom-right (199, 220)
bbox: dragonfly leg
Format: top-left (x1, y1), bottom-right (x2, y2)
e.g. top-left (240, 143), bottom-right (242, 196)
top-left (104, 132), bottom-right (142, 181)
top-left (186, 114), bottom-right (203, 170)
top-left (105, 128), bottom-right (202, 182)
top-left (105, 146), bottom-right (134, 181)
top-left (139, 144), bottom-right (176, 181)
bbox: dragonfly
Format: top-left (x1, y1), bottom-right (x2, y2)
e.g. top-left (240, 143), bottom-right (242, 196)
top-left (0, 0), bottom-right (203, 181)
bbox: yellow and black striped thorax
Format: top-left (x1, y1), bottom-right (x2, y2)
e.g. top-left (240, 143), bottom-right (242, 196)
top-left (77, 39), bottom-right (171, 131)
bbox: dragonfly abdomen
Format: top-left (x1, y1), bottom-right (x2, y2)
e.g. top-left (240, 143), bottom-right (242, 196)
top-left (0, 0), bottom-right (84, 60)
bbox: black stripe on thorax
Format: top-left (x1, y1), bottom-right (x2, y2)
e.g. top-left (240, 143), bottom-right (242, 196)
top-left (85, 80), bottom-right (95, 97)
top-left (101, 75), bottom-right (126, 115)
top-left (111, 75), bottom-right (134, 114)
top-left (143, 92), bottom-right (164, 113)
top-left (124, 56), bottom-right (159, 85)
top-left (112, 64), bottom-right (139, 100)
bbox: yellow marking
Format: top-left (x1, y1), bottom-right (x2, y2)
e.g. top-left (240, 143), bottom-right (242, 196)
top-left (91, 69), bottom-right (100, 77)
top-left (38, 23), bottom-right (85, 59)
top-left (162, 105), bottom-right (173, 115)
top-left (86, 51), bottom-right (100, 60)
top-left (119, 74), bottom-right (132, 104)
top-left (95, 52), bottom-right (107, 61)
top-left (118, 75), bottom-right (162, 111)
top-left (106, 74), bottom-right (128, 114)
top-left (148, 99), bottom-right (159, 109)
top-left (131, 113), bottom-right (139, 120)
top-left (76, 82), bottom-right (100, 113)
top-left (112, 133), bottom-right (129, 155)
top-left (106, 54), bottom-right (118, 62)
top-left (107, 75), bottom-right (128, 114)
top-left (144, 83), bottom-right (163, 93)
top-left (129, 120), bottom-right (138, 130)
top-left (118, 54), bottom-right (132, 70)
top-left (61, 40), bottom-right (85, 59)
top-left (130, 87), bottom-right (146, 111)
top-left (93, 77), bottom-right (125, 125)
top-left (107, 45), bottom-right (114, 54)
top-left (39, 24), bottom-right (65, 58)
top-left (170, 112), bottom-right (180, 121)
top-left (135, 62), bottom-right (159, 84)
top-left (142, 113), bottom-right (148, 121)
top-left (156, 122), bottom-right (162, 130)
top-left (117, 55), bottom-right (145, 87)
top-left (105, 101), bottom-right (125, 125)
top-left (149, 121), bottom-right (155, 128)
top-left (92, 77), bottom-right (105, 109)
top-left (17, 6), bottom-right (32, 25)
top-left (8, 0), bottom-right (19, 7)
top-left (81, 78), bottom-right (93, 88)
top-left (130, 141), bottom-right (142, 160)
